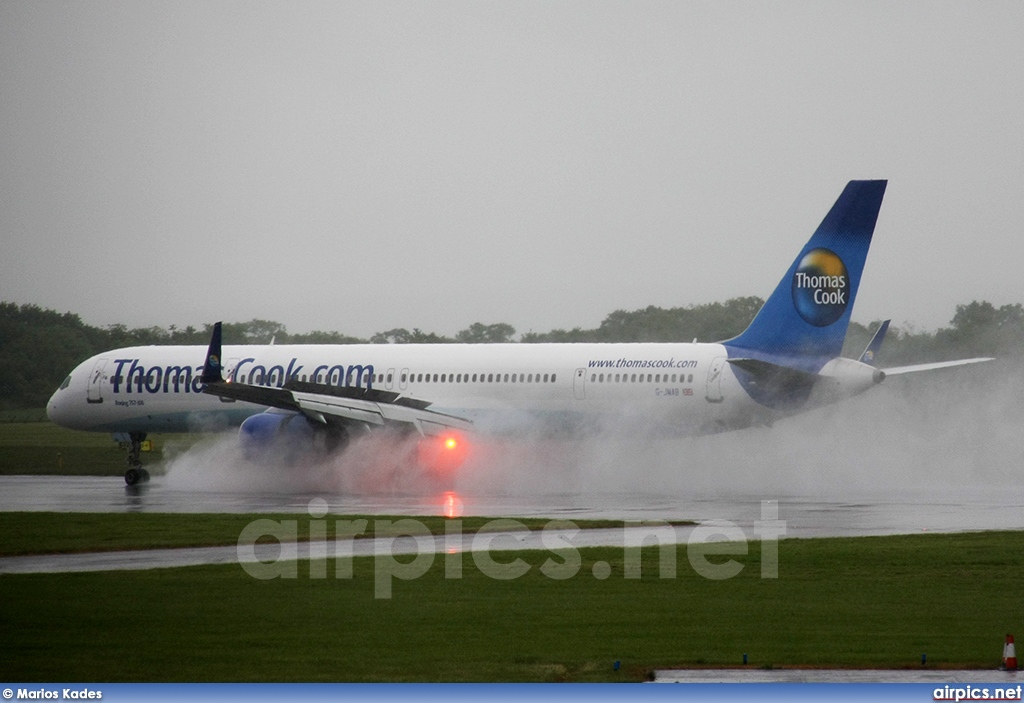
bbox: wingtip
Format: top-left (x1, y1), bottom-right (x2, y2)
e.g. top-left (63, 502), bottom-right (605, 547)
top-left (200, 322), bottom-right (224, 385)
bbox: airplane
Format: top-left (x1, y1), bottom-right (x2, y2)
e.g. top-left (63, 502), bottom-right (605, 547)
top-left (46, 180), bottom-right (992, 485)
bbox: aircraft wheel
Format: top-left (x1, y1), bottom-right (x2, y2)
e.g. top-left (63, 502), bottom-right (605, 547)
top-left (330, 426), bottom-right (350, 453)
top-left (313, 425), bottom-right (350, 456)
top-left (125, 468), bottom-right (142, 486)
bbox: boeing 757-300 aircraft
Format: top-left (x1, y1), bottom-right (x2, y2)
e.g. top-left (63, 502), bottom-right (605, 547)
top-left (46, 181), bottom-right (991, 484)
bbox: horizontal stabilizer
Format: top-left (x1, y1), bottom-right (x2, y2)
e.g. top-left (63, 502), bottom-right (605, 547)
top-left (882, 357), bottom-right (994, 376)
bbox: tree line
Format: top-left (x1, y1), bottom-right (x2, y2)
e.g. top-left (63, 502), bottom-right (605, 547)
top-left (1, 299), bottom-right (1020, 410)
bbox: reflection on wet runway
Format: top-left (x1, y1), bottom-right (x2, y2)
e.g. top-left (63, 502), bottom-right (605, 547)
top-left (0, 525), bottom-right (693, 574)
top-left (2, 475), bottom-right (1024, 538)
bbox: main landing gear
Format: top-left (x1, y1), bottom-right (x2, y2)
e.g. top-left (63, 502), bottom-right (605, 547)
top-left (121, 431), bottom-right (151, 486)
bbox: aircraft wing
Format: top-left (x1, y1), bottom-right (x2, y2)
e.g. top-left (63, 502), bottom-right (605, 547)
top-left (199, 323), bottom-right (472, 436)
top-left (881, 357), bottom-right (994, 376)
top-left (288, 380), bottom-right (474, 435)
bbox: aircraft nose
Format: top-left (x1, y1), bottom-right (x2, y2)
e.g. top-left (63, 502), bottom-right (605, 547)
top-left (46, 390), bottom-right (65, 425)
top-left (46, 383), bottom-right (80, 429)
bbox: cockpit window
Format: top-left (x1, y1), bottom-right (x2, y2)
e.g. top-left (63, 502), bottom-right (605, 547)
top-left (58, 375), bottom-right (71, 391)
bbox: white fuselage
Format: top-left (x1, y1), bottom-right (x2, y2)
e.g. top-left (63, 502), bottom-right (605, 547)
top-left (47, 342), bottom-right (775, 438)
top-left (46, 182), bottom-right (905, 445)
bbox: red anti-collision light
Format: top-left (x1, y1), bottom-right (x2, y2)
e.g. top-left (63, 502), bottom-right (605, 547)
top-left (418, 432), bottom-right (468, 473)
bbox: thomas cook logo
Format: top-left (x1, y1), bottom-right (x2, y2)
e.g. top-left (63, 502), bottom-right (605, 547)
top-left (791, 248), bottom-right (849, 327)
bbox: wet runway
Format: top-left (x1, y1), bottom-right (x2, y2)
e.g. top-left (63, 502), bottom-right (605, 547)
top-left (3, 474), bottom-right (1024, 588)
top-left (0, 525), bottom-right (694, 574)
top-left (3, 475), bottom-right (1024, 537)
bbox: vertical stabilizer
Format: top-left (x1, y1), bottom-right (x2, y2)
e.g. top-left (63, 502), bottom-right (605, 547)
top-left (724, 180), bottom-right (887, 372)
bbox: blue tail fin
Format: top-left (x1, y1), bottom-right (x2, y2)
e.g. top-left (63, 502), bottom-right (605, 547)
top-left (200, 321), bottom-right (224, 384)
top-left (723, 180), bottom-right (887, 372)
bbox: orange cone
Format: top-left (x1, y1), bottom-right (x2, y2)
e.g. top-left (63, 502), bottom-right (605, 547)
top-left (1003, 634), bottom-right (1017, 671)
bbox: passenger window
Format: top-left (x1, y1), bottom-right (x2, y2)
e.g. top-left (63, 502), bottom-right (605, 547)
top-left (551, 373), bottom-right (556, 383)
top-left (401, 374), bottom-right (407, 383)
top-left (631, 374), bottom-right (636, 382)
top-left (671, 374), bottom-right (677, 383)
top-left (487, 374), bottom-right (493, 382)
top-left (544, 374), bottom-right (549, 383)
top-left (688, 374), bottom-right (694, 383)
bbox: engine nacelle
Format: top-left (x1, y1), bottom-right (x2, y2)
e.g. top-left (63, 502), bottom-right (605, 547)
top-left (239, 410), bottom-right (333, 461)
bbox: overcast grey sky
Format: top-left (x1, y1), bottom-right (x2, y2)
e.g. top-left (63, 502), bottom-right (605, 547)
top-left (2, 2), bottom-right (1021, 338)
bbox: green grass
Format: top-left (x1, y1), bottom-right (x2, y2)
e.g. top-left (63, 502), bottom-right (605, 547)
top-left (2, 530), bottom-right (1022, 681)
top-left (0, 512), bottom-right (665, 556)
top-left (0, 420), bottom-right (212, 476)
top-left (0, 408), bottom-right (49, 423)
